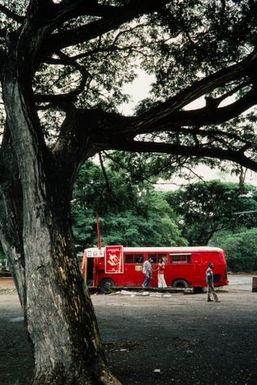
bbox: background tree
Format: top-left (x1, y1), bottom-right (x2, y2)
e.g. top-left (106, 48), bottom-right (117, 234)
top-left (72, 159), bottom-right (187, 248)
top-left (166, 181), bottom-right (257, 245)
top-left (210, 228), bottom-right (257, 272)
top-left (1, 1), bottom-right (257, 384)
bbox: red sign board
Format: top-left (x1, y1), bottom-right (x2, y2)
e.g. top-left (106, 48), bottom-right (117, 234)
top-left (105, 246), bottom-right (124, 274)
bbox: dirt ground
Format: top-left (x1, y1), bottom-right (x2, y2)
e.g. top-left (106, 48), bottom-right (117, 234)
top-left (0, 275), bottom-right (257, 385)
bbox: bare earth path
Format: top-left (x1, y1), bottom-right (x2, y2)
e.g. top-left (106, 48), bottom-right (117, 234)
top-left (0, 275), bottom-right (256, 385)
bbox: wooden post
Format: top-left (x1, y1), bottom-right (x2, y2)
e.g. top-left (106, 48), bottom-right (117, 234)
top-left (252, 277), bottom-right (257, 292)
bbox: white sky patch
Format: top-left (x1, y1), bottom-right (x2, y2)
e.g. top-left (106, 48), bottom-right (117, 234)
top-left (155, 166), bottom-right (257, 191)
top-left (184, 96), bottom-right (205, 110)
top-left (118, 70), bottom-right (155, 116)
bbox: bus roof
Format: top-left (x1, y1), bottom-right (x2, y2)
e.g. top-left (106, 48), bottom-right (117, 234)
top-left (121, 246), bottom-right (223, 253)
top-left (85, 246), bottom-right (224, 255)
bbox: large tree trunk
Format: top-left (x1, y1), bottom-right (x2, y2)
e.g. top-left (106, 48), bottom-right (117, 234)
top-left (1, 46), bottom-right (120, 385)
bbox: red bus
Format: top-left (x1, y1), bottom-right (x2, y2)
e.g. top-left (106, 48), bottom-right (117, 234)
top-left (81, 245), bottom-right (228, 293)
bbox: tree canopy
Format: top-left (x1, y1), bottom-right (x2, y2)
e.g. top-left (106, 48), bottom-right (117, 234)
top-left (167, 180), bottom-right (257, 245)
top-left (210, 228), bottom-right (257, 272)
top-left (1, 1), bottom-right (257, 170)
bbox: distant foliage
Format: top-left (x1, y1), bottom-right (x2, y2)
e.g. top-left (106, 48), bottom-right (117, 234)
top-left (210, 229), bottom-right (257, 272)
top-left (166, 180), bottom-right (257, 245)
top-left (72, 160), bottom-right (187, 249)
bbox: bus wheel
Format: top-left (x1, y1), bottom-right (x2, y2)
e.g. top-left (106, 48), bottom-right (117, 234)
top-left (172, 279), bottom-right (188, 289)
top-left (99, 278), bottom-right (115, 294)
top-left (193, 287), bottom-right (203, 294)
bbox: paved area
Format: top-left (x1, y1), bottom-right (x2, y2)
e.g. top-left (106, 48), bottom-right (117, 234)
top-left (0, 274), bottom-right (257, 385)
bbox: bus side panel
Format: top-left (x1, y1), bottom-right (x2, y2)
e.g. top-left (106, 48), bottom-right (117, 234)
top-left (190, 252), bottom-right (206, 288)
top-left (163, 254), bottom-right (194, 287)
top-left (209, 250), bottom-right (228, 287)
top-left (121, 252), bottom-right (146, 287)
top-left (95, 255), bottom-right (145, 288)
top-left (192, 251), bottom-right (228, 287)
top-left (164, 256), bottom-right (188, 286)
top-left (123, 263), bottom-right (144, 287)
top-left (164, 251), bottom-right (228, 288)
top-left (96, 258), bottom-right (127, 287)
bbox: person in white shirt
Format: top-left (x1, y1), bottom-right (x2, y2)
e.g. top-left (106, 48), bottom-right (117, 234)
top-left (158, 257), bottom-right (167, 288)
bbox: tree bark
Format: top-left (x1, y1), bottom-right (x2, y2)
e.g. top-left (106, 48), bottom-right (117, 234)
top-left (0, 128), bottom-right (26, 307)
top-left (1, 37), bottom-right (120, 385)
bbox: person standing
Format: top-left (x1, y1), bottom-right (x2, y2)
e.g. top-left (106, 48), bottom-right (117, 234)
top-left (142, 257), bottom-right (152, 288)
top-left (158, 257), bottom-right (167, 288)
top-left (206, 262), bottom-right (220, 302)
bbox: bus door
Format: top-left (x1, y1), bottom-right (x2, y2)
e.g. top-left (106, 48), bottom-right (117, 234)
top-left (86, 258), bottom-right (94, 286)
top-left (82, 248), bottom-right (104, 287)
top-left (124, 252), bottom-right (144, 286)
top-left (168, 253), bottom-right (193, 288)
top-left (190, 252), bottom-right (204, 287)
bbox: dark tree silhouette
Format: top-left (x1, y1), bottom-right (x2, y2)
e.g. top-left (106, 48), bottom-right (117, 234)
top-left (1, 1), bottom-right (257, 384)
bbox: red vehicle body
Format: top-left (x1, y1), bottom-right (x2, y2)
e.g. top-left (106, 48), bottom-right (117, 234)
top-left (81, 245), bottom-right (228, 293)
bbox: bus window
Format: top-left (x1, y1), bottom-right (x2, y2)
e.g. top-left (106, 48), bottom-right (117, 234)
top-left (158, 254), bottom-right (168, 263)
top-left (125, 254), bottom-right (144, 264)
top-left (171, 254), bottom-right (192, 264)
top-left (148, 254), bottom-right (167, 263)
top-left (135, 255), bottom-right (143, 263)
top-left (148, 254), bottom-right (158, 263)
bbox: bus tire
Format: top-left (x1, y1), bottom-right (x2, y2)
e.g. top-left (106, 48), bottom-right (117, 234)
top-left (99, 278), bottom-right (115, 294)
top-left (193, 287), bottom-right (203, 294)
top-left (172, 279), bottom-right (188, 289)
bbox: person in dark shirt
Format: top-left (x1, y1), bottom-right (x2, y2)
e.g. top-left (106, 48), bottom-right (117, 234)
top-left (206, 262), bottom-right (220, 302)
top-left (142, 257), bottom-right (152, 288)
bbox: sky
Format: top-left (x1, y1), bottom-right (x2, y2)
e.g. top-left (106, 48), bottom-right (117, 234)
top-left (155, 166), bottom-right (257, 191)
top-left (118, 69), bottom-right (155, 116)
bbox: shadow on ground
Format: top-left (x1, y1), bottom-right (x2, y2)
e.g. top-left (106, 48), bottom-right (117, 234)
top-left (0, 276), bottom-right (257, 385)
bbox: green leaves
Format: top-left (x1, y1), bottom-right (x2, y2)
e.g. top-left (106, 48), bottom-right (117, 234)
top-left (71, 159), bottom-right (186, 248)
top-left (166, 180), bottom-right (257, 245)
top-left (210, 228), bottom-right (257, 272)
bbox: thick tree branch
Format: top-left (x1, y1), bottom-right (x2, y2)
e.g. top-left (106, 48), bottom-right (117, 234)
top-left (35, 50), bottom-right (89, 104)
top-left (0, 4), bottom-right (24, 23)
top-left (26, 0), bottom-right (117, 26)
top-left (214, 82), bottom-right (249, 106)
top-left (95, 89), bottom-right (257, 143)
top-left (42, 0), bottom-right (170, 55)
top-left (108, 139), bottom-right (257, 173)
top-left (99, 151), bottom-right (112, 194)
top-left (163, 126), bottom-right (255, 150)
top-left (0, 28), bottom-right (7, 38)
top-left (147, 88), bottom-right (257, 133)
top-left (134, 49), bottom-right (257, 131)
top-left (0, 47), bottom-right (7, 69)
top-left (52, 85), bottom-right (257, 175)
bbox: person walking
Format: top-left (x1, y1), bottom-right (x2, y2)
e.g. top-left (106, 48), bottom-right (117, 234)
top-left (142, 257), bottom-right (152, 288)
top-left (158, 257), bottom-right (167, 288)
top-left (206, 262), bottom-right (220, 302)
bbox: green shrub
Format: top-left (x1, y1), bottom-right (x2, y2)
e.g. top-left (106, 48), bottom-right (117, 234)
top-left (209, 228), bottom-right (257, 272)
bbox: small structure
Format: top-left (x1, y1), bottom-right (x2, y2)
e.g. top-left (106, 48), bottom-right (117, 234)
top-left (252, 277), bottom-right (257, 292)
